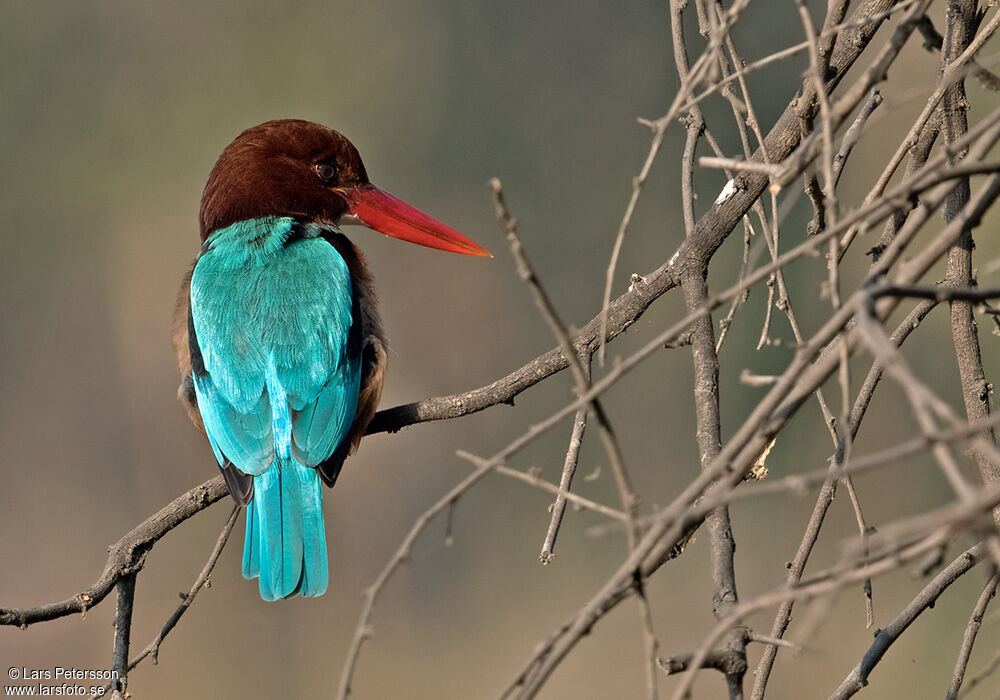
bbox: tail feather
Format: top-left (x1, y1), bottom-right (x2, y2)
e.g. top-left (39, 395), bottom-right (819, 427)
top-left (241, 458), bottom-right (328, 601)
top-left (297, 460), bottom-right (329, 595)
top-left (241, 498), bottom-right (260, 578)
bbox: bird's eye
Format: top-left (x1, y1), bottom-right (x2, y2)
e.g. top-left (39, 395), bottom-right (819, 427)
top-left (314, 163), bottom-right (337, 182)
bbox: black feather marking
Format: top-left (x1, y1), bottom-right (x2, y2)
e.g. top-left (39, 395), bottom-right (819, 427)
top-left (282, 219), bottom-right (306, 245)
top-left (187, 296), bottom-right (207, 377)
top-left (324, 232), bottom-right (363, 361)
top-left (316, 440), bottom-right (350, 487)
top-left (221, 462), bottom-right (254, 505)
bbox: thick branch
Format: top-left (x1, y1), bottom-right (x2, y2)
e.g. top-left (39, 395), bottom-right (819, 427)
top-left (109, 574), bottom-right (136, 700)
top-left (681, 267), bottom-right (746, 698)
top-left (658, 648), bottom-right (747, 677)
top-left (942, 0), bottom-right (1000, 524)
top-left (0, 476), bottom-right (229, 627)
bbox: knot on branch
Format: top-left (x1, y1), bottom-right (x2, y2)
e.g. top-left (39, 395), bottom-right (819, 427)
top-left (979, 380), bottom-right (993, 403)
top-left (866, 243), bottom-right (887, 261)
top-left (657, 648), bottom-right (747, 677)
top-left (106, 540), bottom-right (152, 579)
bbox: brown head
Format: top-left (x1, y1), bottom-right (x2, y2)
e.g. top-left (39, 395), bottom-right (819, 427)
top-left (199, 119), bottom-right (489, 256)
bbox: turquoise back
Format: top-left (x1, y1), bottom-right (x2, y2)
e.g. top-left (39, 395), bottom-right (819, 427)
top-left (188, 217), bottom-right (362, 599)
top-left (190, 217), bottom-right (362, 474)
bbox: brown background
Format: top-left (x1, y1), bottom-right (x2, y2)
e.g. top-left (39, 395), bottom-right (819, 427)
top-left (2, 1), bottom-right (999, 698)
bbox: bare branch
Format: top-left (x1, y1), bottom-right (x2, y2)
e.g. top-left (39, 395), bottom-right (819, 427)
top-left (0, 477), bottom-right (229, 627)
top-left (942, 0), bottom-right (1000, 525)
top-left (946, 569), bottom-right (1000, 699)
top-left (109, 574), bottom-right (136, 700)
top-left (336, 459), bottom-right (496, 700)
top-left (540, 398), bottom-right (590, 563)
top-left (504, 141), bottom-right (1000, 700)
top-left (489, 178), bottom-right (640, 542)
top-left (658, 648), bottom-right (746, 677)
top-left (830, 545), bottom-right (985, 699)
top-left (130, 506), bottom-right (239, 668)
top-left (959, 645), bottom-right (1000, 697)
top-left (750, 296), bottom-right (937, 699)
top-left (489, 177), bottom-right (655, 697)
top-left (916, 12), bottom-right (1000, 90)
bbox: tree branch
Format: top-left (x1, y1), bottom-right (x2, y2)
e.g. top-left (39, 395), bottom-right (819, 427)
top-left (829, 544), bottom-right (985, 699)
top-left (109, 574), bottom-right (136, 700)
top-left (942, 0), bottom-right (1000, 526)
top-left (0, 477), bottom-right (229, 627)
top-left (946, 568), bottom-right (999, 699)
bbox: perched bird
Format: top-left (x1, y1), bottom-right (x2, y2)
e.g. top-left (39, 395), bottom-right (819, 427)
top-left (173, 120), bottom-right (489, 600)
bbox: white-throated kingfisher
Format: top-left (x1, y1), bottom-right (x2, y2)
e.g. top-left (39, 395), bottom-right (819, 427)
top-left (173, 120), bottom-right (489, 601)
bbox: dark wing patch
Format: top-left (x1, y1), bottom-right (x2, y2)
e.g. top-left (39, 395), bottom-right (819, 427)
top-left (221, 463), bottom-right (254, 504)
top-left (317, 335), bottom-right (386, 486)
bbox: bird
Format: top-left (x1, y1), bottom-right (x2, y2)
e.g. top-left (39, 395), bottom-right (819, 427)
top-left (172, 119), bottom-right (489, 601)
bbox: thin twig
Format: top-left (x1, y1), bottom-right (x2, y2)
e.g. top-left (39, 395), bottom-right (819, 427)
top-left (0, 477), bottom-right (229, 627)
top-left (833, 88), bottom-right (884, 187)
top-left (336, 459), bottom-right (497, 700)
top-left (830, 545), bottom-right (985, 699)
top-left (90, 506), bottom-right (241, 700)
top-left (959, 645), bottom-right (1000, 697)
top-left (129, 507), bottom-right (239, 668)
top-left (462, 453), bottom-right (627, 523)
top-left (489, 178), bottom-right (655, 698)
top-left (916, 12), bottom-right (1000, 90)
top-left (540, 394), bottom-right (590, 563)
top-left (946, 568), bottom-right (1000, 699)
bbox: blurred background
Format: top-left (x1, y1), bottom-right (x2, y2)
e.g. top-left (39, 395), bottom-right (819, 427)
top-left (2, 1), bottom-right (1000, 698)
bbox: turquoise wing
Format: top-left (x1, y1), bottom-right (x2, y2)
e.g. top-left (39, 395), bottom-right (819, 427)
top-left (189, 221), bottom-right (362, 475)
top-left (188, 219), bottom-right (362, 600)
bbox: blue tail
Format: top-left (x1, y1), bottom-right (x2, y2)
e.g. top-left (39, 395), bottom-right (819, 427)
top-left (241, 458), bottom-right (328, 601)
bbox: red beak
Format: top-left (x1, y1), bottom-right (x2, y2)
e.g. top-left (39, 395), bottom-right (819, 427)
top-left (336, 184), bottom-right (491, 257)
